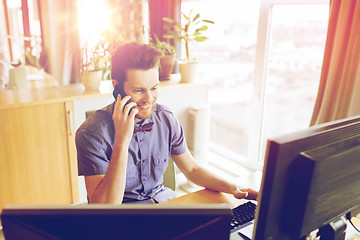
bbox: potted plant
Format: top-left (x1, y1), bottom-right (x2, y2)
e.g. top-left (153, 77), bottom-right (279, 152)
top-left (80, 31), bottom-right (121, 90)
top-left (150, 35), bottom-right (176, 81)
top-left (163, 9), bottom-right (214, 83)
top-left (80, 39), bottom-right (108, 90)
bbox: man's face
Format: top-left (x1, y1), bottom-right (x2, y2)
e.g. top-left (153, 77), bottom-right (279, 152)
top-left (123, 68), bottom-right (160, 121)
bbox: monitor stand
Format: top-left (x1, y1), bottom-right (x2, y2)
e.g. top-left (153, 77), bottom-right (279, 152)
top-left (318, 216), bottom-right (347, 240)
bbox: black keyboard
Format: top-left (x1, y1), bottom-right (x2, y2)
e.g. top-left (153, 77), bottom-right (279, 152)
top-left (230, 201), bottom-right (257, 231)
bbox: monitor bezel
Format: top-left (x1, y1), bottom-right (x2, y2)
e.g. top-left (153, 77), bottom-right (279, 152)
top-left (1, 203), bottom-right (233, 240)
top-left (253, 115), bottom-right (360, 239)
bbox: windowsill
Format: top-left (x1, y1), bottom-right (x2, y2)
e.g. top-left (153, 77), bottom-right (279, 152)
top-left (175, 150), bottom-right (263, 197)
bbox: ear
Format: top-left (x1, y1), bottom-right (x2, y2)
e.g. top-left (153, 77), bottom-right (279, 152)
top-left (112, 80), bottom-right (117, 88)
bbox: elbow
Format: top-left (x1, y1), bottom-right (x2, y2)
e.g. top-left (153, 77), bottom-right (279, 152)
top-left (183, 165), bottom-right (204, 185)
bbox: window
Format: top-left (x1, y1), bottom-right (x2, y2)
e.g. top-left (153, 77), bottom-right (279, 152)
top-left (260, 4), bottom-right (329, 162)
top-left (2, 0), bottom-right (42, 64)
top-left (181, 0), bottom-right (329, 170)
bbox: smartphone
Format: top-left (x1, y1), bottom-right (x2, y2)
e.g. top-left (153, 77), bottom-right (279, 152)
top-left (113, 84), bottom-right (133, 115)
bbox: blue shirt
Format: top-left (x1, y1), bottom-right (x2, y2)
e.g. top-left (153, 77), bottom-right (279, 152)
top-left (76, 102), bottom-right (187, 203)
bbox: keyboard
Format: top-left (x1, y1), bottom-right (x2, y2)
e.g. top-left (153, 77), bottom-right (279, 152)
top-left (230, 201), bottom-right (257, 232)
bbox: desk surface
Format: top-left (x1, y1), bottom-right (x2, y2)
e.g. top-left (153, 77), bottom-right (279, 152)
top-left (164, 189), bottom-right (360, 239)
top-left (163, 188), bottom-right (246, 208)
top-left (1, 189), bottom-right (359, 240)
top-left (0, 189), bottom-right (243, 240)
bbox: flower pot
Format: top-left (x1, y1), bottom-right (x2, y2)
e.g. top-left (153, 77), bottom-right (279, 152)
top-left (81, 70), bottom-right (102, 90)
top-left (179, 62), bottom-right (199, 83)
top-left (159, 54), bottom-right (176, 81)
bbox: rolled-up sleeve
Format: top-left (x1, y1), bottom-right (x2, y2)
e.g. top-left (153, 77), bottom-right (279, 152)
top-left (76, 127), bottom-right (110, 176)
top-left (168, 112), bottom-right (187, 156)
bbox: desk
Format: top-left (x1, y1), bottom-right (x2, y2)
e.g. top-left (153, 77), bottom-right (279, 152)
top-left (164, 189), bottom-right (360, 240)
top-left (163, 188), bottom-right (246, 208)
top-left (0, 189), bottom-right (242, 240)
top-left (1, 190), bottom-right (359, 240)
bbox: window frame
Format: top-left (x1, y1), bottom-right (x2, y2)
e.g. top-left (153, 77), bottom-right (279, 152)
top-left (248, 0), bottom-right (329, 169)
top-left (153, 0), bottom-right (330, 172)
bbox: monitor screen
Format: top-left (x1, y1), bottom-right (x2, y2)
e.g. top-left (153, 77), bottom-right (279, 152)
top-left (1, 204), bottom-right (233, 240)
top-left (253, 115), bottom-right (360, 239)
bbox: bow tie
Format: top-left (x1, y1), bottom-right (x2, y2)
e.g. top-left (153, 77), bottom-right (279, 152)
top-left (134, 122), bottom-right (154, 133)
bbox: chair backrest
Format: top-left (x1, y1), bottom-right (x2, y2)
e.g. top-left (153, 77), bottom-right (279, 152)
top-left (85, 110), bottom-right (176, 191)
top-left (85, 110), bottom-right (95, 119)
top-left (163, 158), bottom-right (176, 191)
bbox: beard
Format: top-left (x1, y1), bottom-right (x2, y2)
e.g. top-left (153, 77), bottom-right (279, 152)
top-left (135, 101), bottom-right (156, 120)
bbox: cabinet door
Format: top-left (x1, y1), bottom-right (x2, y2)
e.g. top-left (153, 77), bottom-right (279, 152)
top-left (0, 101), bottom-right (79, 213)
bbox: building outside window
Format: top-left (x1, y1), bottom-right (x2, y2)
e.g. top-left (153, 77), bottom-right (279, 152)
top-left (181, 0), bottom-right (329, 171)
top-left (2, 0), bottom-right (42, 64)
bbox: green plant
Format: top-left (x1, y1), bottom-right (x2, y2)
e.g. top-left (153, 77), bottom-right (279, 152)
top-left (163, 9), bottom-right (214, 63)
top-left (80, 31), bottom-right (122, 80)
top-left (81, 39), bottom-right (108, 72)
top-left (150, 35), bottom-right (176, 55)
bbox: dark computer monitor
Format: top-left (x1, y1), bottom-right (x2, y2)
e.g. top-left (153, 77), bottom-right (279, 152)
top-left (253, 115), bottom-right (360, 240)
top-left (1, 204), bottom-right (232, 240)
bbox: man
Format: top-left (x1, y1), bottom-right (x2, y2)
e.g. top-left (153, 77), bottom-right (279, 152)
top-left (76, 42), bottom-right (258, 204)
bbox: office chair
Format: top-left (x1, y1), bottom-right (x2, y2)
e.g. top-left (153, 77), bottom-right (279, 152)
top-left (85, 110), bottom-right (176, 191)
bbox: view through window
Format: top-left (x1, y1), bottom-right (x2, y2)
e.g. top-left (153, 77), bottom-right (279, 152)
top-left (261, 4), bottom-right (329, 161)
top-left (181, 0), bottom-right (329, 166)
top-left (3, 0), bottom-right (42, 64)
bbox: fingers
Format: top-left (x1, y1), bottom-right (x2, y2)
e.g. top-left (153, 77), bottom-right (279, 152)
top-left (233, 187), bottom-right (259, 200)
top-left (241, 188), bottom-right (258, 200)
top-left (113, 95), bottom-right (128, 118)
top-left (129, 106), bottom-right (139, 117)
top-left (233, 189), bottom-right (249, 199)
top-left (124, 102), bottom-right (137, 116)
top-left (114, 95), bottom-right (136, 119)
top-left (240, 191), bottom-right (249, 199)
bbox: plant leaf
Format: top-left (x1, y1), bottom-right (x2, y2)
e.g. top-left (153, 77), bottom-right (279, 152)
top-left (163, 34), bottom-right (176, 39)
top-left (196, 25), bottom-right (208, 32)
top-left (194, 36), bottom-right (208, 42)
top-left (163, 17), bottom-right (175, 23)
top-left (193, 13), bottom-right (200, 22)
top-left (181, 12), bottom-right (189, 20)
top-left (188, 9), bottom-right (193, 17)
top-left (174, 25), bottom-right (184, 32)
top-left (202, 20), bottom-right (215, 24)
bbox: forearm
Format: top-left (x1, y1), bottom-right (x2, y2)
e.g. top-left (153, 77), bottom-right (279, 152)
top-left (90, 144), bottom-right (128, 204)
top-left (185, 166), bottom-right (236, 194)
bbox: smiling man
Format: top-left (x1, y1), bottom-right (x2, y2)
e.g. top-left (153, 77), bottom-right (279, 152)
top-left (76, 42), bottom-right (257, 204)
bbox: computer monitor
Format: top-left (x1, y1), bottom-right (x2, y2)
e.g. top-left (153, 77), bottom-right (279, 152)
top-left (1, 204), bottom-right (232, 240)
top-left (253, 115), bottom-right (360, 240)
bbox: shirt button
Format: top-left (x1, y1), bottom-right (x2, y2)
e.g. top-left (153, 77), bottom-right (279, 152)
top-left (143, 177), bottom-right (147, 181)
top-left (142, 159), bottom-right (147, 163)
top-left (140, 138), bottom-right (144, 142)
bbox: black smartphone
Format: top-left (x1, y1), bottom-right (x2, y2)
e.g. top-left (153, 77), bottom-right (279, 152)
top-left (113, 84), bottom-right (126, 100)
top-left (113, 84), bottom-right (133, 115)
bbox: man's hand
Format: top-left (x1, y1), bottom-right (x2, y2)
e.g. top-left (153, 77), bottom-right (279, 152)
top-left (232, 187), bottom-right (258, 200)
top-left (86, 95), bottom-right (139, 204)
top-left (112, 95), bottom-right (138, 145)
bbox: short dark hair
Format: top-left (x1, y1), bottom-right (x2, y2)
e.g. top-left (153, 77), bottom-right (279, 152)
top-left (111, 42), bottom-right (163, 86)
